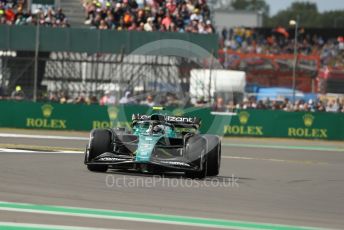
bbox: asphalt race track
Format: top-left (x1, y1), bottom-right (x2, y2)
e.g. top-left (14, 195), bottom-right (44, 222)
top-left (0, 132), bottom-right (344, 229)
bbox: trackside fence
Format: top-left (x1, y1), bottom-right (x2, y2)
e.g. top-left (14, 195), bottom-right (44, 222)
top-left (0, 100), bottom-right (343, 140)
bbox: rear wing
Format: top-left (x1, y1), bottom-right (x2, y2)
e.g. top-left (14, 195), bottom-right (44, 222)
top-left (165, 115), bottom-right (201, 127)
top-left (132, 114), bottom-right (201, 129)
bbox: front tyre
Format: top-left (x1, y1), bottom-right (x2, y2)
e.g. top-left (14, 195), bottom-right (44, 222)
top-left (184, 135), bottom-right (207, 179)
top-left (185, 157), bottom-right (207, 179)
top-left (87, 164), bottom-right (108, 172)
top-left (206, 140), bottom-right (221, 176)
top-left (86, 129), bottom-right (113, 172)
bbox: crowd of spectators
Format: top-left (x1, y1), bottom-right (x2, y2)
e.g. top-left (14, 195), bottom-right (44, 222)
top-left (220, 27), bottom-right (344, 68)
top-left (0, 87), bottom-right (183, 107)
top-left (99, 90), bottom-right (182, 107)
top-left (2, 85), bottom-right (344, 113)
top-left (82, 0), bottom-right (214, 33)
top-left (211, 96), bottom-right (344, 113)
top-left (0, 1), bottom-right (69, 27)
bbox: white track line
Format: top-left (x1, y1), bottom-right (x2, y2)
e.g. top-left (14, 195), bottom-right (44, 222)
top-left (0, 133), bottom-right (88, 140)
top-left (222, 156), bottom-right (327, 164)
top-left (0, 148), bottom-right (83, 154)
top-left (0, 149), bottom-right (312, 164)
top-left (0, 148), bottom-right (36, 153)
top-left (59, 150), bottom-right (84, 154)
top-left (0, 222), bottom-right (123, 230)
top-left (0, 151), bottom-right (325, 165)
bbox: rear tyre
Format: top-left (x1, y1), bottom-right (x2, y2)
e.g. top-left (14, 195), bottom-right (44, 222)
top-left (86, 129), bottom-right (113, 172)
top-left (207, 140), bottom-right (221, 176)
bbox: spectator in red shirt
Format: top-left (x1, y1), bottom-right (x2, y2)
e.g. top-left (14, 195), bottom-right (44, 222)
top-left (161, 12), bottom-right (172, 30)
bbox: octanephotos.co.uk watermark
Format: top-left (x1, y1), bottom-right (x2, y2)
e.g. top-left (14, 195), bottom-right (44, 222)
top-left (105, 174), bottom-right (239, 188)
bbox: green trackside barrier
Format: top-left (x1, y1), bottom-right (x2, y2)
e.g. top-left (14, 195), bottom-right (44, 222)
top-left (0, 101), bottom-right (343, 140)
top-left (0, 100), bottom-right (228, 136)
top-left (0, 100), bottom-right (145, 131)
top-left (0, 25), bottom-right (218, 55)
top-left (225, 110), bottom-right (344, 140)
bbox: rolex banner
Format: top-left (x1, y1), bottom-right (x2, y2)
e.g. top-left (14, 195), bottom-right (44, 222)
top-left (0, 101), bottom-right (343, 140)
top-left (225, 110), bottom-right (344, 140)
top-left (0, 100), bottom-right (225, 135)
top-left (0, 100), bottom-right (149, 131)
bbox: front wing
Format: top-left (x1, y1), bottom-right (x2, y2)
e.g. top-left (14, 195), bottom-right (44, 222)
top-left (85, 150), bottom-right (202, 172)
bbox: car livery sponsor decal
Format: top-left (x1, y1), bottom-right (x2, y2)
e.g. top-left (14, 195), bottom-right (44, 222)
top-left (134, 115), bottom-right (150, 120)
top-left (133, 114), bottom-right (195, 124)
top-left (99, 157), bottom-right (124, 161)
top-left (165, 116), bottom-right (194, 123)
top-left (160, 161), bottom-right (190, 167)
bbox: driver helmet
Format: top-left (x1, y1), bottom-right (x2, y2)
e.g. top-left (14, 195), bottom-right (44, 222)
top-left (152, 124), bottom-right (164, 134)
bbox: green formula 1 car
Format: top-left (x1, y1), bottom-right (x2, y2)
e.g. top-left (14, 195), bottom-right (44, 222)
top-left (84, 107), bottom-right (221, 178)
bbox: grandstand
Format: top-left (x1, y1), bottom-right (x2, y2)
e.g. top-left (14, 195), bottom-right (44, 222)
top-left (81, 0), bottom-right (214, 33)
top-left (60, 0), bottom-right (84, 27)
top-left (0, 0), bottom-right (344, 113)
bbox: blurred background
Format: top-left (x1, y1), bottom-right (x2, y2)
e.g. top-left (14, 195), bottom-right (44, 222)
top-left (0, 0), bottom-right (344, 113)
